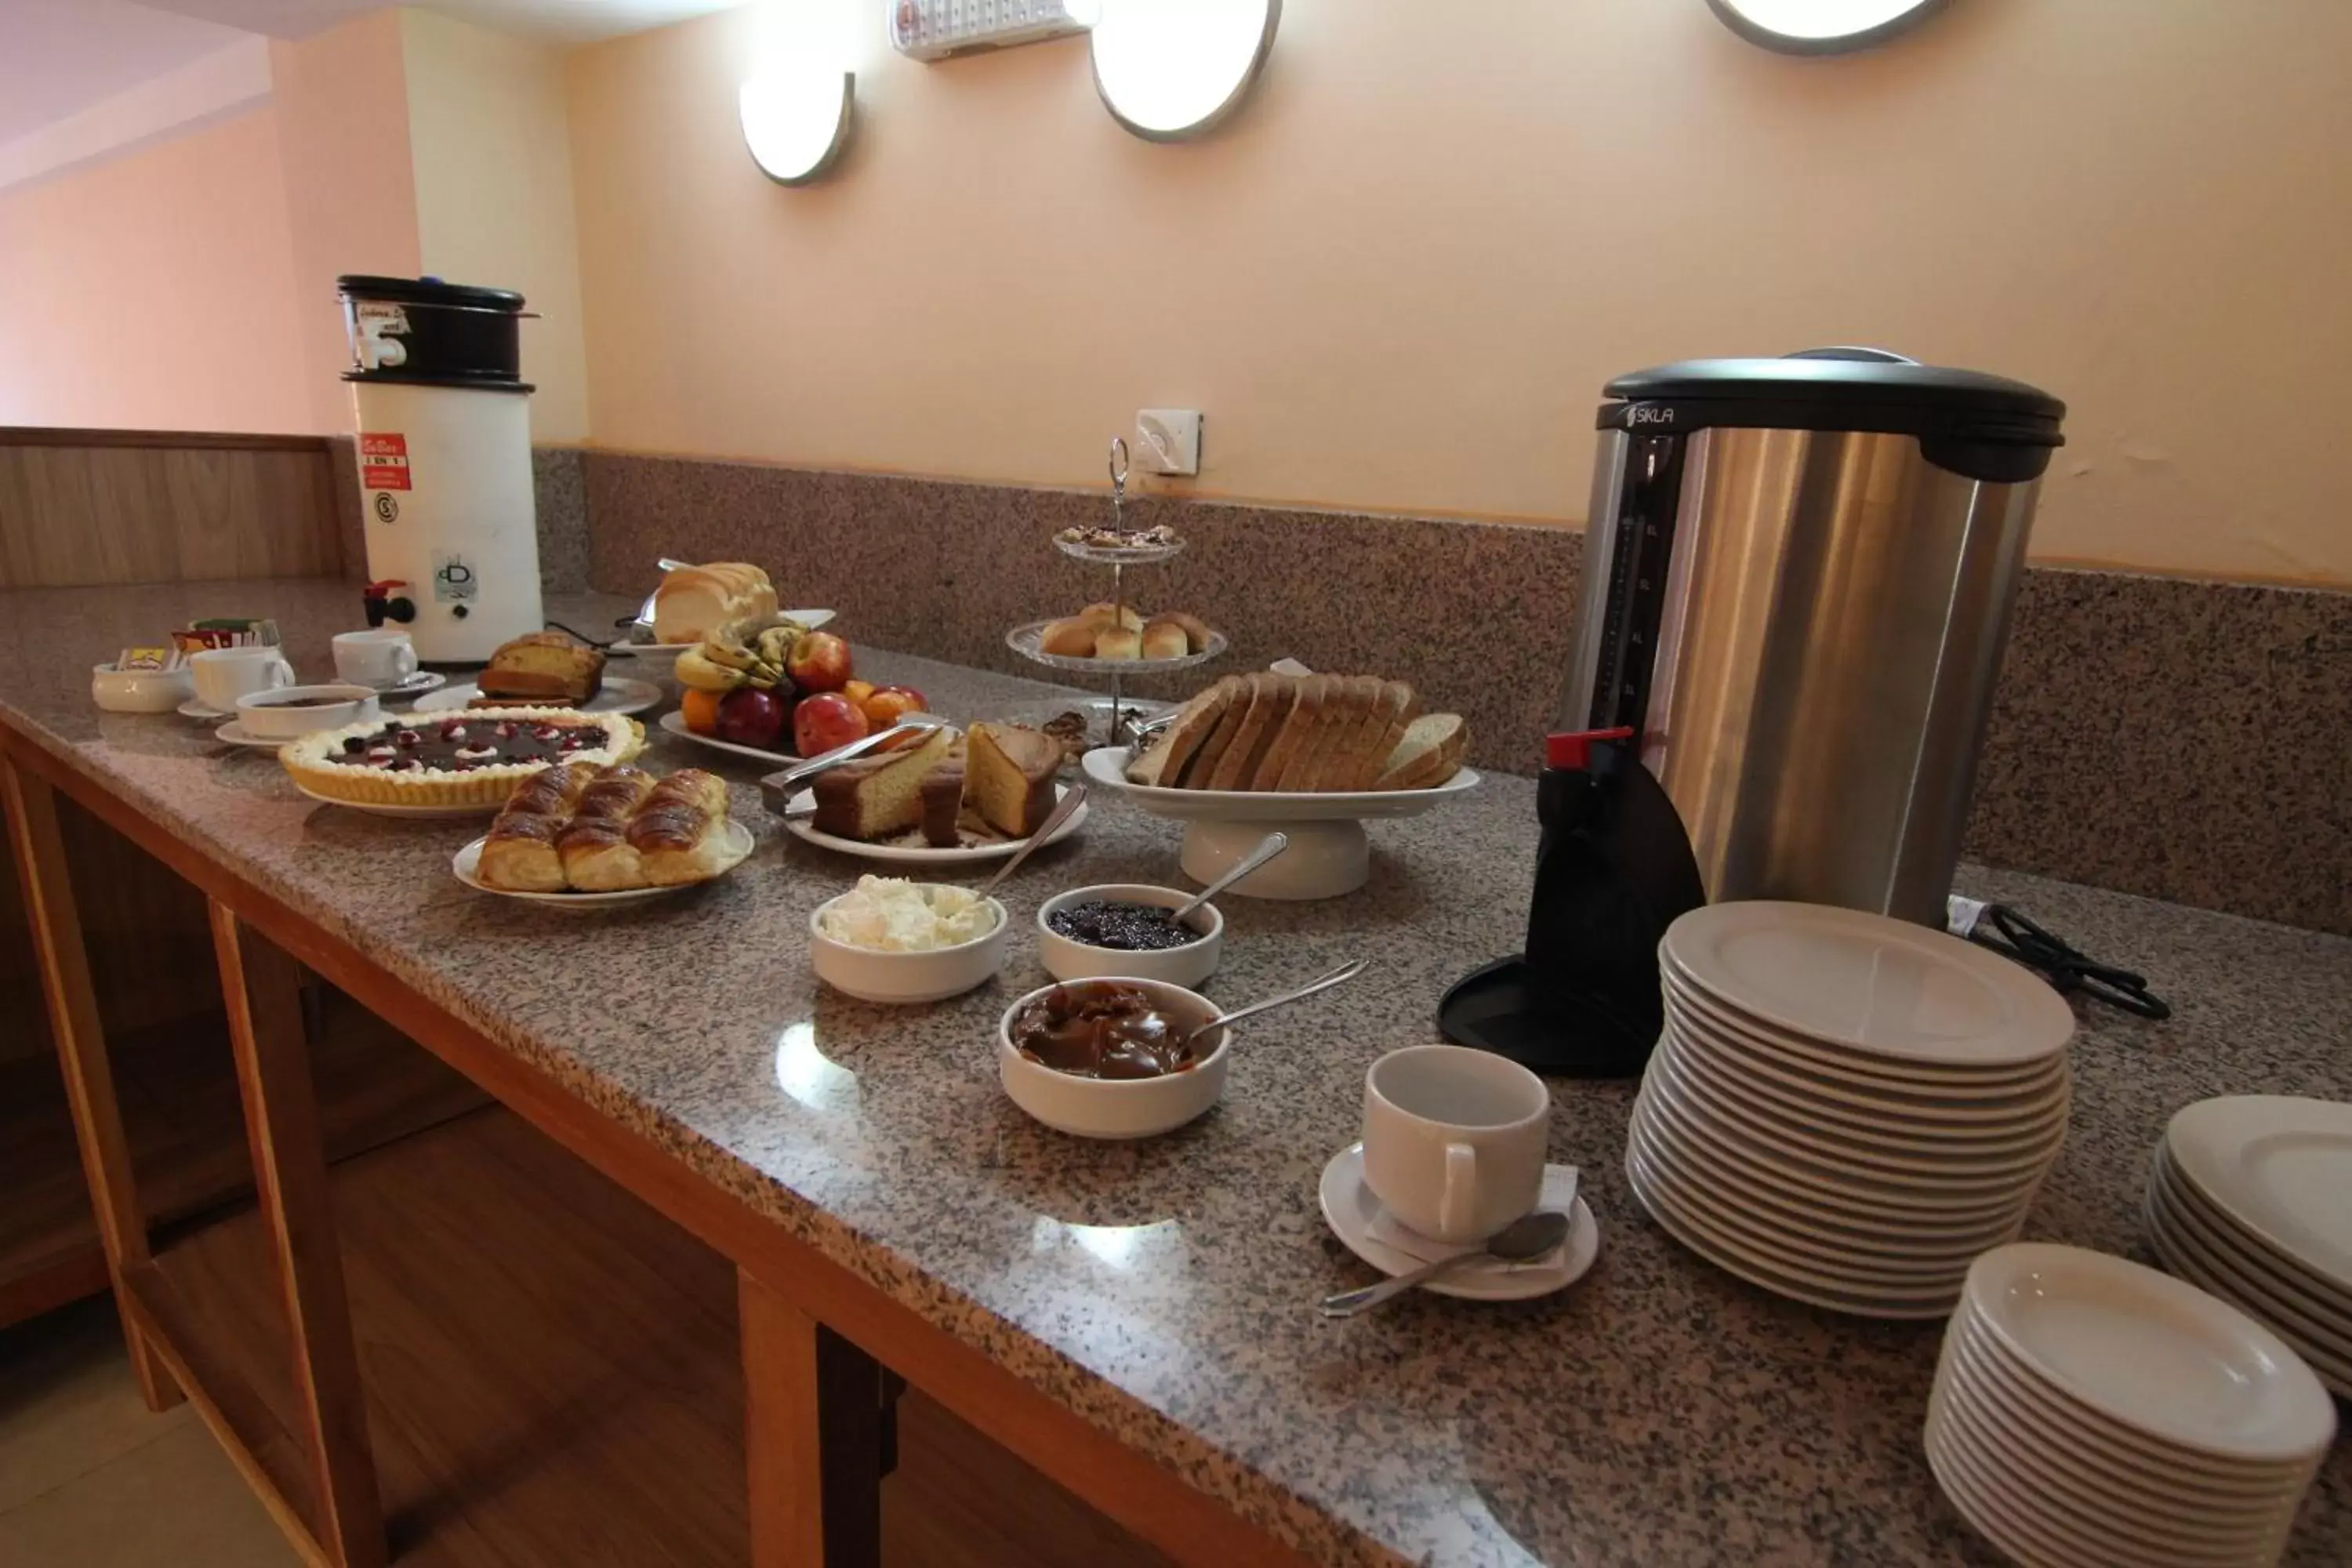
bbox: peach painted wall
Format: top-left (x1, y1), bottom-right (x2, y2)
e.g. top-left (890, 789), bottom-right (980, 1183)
top-left (0, 106), bottom-right (310, 433)
top-left (565, 0), bottom-right (2352, 586)
top-left (270, 11), bottom-right (423, 435)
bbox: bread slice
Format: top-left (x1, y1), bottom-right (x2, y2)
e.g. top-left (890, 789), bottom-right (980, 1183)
top-left (1153, 677), bottom-right (1241, 787)
top-left (1207, 674), bottom-right (1298, 791)
top-left (1306, 675), bottom-right (1385, 790)
top-left (1340, 680), bottom-right (1422, 791)
top-left (967, 723), bottom-right (1061, 837)
top-left (1373, 713), bottom-right (1468, 791)
top-left (1183, 673), bottom-right (1261, 787)
top-left (1126, 730), bottom-right (1177, 786)
top-left (1261, 674), bottom-right (1334, 791)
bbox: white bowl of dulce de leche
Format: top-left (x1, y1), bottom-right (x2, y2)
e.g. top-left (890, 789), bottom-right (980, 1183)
top-left (996, 977), bottom-right (1229, 1139)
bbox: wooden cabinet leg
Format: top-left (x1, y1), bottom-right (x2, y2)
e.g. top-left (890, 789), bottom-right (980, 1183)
top-left (740, 1268), bottom-right (884, 1568)
top-left (210, 902), bottom-right (386, 1568)
top-left (2, 754), bottom-right (180, 1411)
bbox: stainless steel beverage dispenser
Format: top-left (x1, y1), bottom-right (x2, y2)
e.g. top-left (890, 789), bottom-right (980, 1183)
top-left (1563, 348), bottom-right (2063, 926)
top-left (1439, 349), bottom-right (2063, 1077)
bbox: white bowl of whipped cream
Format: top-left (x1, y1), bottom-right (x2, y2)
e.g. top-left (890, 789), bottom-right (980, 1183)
top-left (808, 875), bottom-right (1008, 1004)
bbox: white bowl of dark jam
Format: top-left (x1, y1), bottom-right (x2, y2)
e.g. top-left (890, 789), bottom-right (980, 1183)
top-left (1035, 883), bottom-right (1222, 988)
top-left (996, 977), bottom-right (1229, 1139)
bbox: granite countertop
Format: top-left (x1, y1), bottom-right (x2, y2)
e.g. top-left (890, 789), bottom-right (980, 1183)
top-left (4, 579), bottom-right (2347, 1568)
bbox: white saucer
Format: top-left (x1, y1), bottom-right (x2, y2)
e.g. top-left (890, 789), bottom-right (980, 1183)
top-left (361, 670), bottom-right (448, 701)
top-left (1318, 1144), bottom-right (1597, 1303)
top-left (779, 782), bottom-right (1087, 866)
top-left (412, 676), bottom-right (664, 718)
top-left (452, 819), bottom-right (754, 906)
top-left (213, 721), bottom-right (292, 751)
top-left (180, 698), bottom-right (233, 720)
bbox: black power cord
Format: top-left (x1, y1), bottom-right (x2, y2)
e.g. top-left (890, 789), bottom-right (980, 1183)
top-left (1947, 898), bottom-right (2171, 1021)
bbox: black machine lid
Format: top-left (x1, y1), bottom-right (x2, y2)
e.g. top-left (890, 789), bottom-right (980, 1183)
top-left (1597, 349), bottom-right (2063, 483)
top-left (336, 274), bottom-right (525, 313)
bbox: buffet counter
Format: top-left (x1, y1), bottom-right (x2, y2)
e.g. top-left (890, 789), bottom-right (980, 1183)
top-left (4, 577), bottom-right (2348, 1567)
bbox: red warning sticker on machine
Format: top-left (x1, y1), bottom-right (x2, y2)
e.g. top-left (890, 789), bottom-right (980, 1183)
top-left (358, 433), bottom-right (411, 491)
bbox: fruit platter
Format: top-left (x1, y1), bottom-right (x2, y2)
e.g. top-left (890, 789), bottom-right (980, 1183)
top-left (665, 613), bottom-right (934, 764)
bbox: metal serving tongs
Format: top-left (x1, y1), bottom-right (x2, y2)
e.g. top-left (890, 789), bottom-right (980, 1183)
top-left (767, 715), bottom-right (952, 793)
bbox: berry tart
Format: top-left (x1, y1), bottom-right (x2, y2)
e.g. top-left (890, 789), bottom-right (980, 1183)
top-left (279, 708), bottom-right (646, 811)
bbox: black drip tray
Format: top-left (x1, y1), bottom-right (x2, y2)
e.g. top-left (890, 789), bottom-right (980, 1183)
top-left (1437, 955), bottom-right (1657, 1079)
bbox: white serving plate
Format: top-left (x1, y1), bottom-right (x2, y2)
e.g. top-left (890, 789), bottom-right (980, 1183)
top-left (1663, 1018), bottom-right (2072, 1142)
top-left (779, 782), bottom-right (1087, 866)
top-left (1080, 745), bottom-right (1482, 899)
top-left (609, 608), bottom-right (836, 659)
top-left (289, 779), bottom-right (498, 819)
top-left (1624, 1138), bottom-right (1962, 1319)
top-left (1319, 1144), bottom-right (1597, 1303)
top-left (2146, 1202), bottom-right (2352, 1396)
top-left (1664, 971), bottom-right (2071, 1092)
top-left (1963, 1243), bottom-right (2336, 1465)
top-left (1650, 1032), bottom-right (2070, 1176)
top-left (213, 720), bottom-right (292, 751)
top-left (1940, 1322), bottom-right (2320, 1506)
top-left (451, 819), bottom-right (754, 907)
top-left (360, 670), bottom-right (448, 700)
top-left (2163, 1096), bottom-right (2352, 1292)
top-left (412, 676), bottom-right (665, 717)
top-left (657, 709), bottom-right (802, 766)
top-left (2150, 1149), bottom-right (2352, 1337)
top-left (1662, 996), bottom-right (2073, 1120)
top-left (1661, 901), bottom-right (2077, 1069)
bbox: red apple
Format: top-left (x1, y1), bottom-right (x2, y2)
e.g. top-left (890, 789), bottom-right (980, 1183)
top-left (793, 691), bottom-right (869, 757)
top-left (785, 630), bottom-right (853, 693)
top-left (716, 687), bottom-right (789, 750)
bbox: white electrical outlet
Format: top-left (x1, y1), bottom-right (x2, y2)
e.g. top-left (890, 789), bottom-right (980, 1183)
top-left (889, 1), bottom-right (1093, 62)
top-left (1136, 409), bottom-right (1202, 477)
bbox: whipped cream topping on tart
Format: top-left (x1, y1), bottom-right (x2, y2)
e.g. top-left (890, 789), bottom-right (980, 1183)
top-left (279, 708), bottom-right (645, 809)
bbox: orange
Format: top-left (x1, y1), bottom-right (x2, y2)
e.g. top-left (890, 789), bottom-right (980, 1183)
top-left (681, 688), bottom-right (726, 735)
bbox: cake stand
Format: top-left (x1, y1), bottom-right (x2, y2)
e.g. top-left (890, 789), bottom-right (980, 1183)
top-left (1080, 746), bottom-right (1483, 899)
top-left (1006, 437), bottom-right (1225, 746)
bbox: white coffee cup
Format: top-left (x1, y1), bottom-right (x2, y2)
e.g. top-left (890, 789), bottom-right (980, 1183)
top-left (190, 646), bottom-right (295, 710)
top-left (1361, 1044), bottom-right (1549, 1244)
top-left (332, 628), bottom-right (419, 688)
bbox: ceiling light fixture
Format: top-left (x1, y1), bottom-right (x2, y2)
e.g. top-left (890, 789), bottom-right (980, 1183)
top-left (1705, 0), bottom-right (1951, 55)
top-left (1090, 0), bottom-right (1281, 143)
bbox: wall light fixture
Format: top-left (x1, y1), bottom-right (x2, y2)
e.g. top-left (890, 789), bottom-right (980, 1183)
top-left (1089, 0), bottom-right (1281, 143)
top-left (739, 64), bottom-right (855, 185)
top-left (1706, 0), bottom-right (1950, 55)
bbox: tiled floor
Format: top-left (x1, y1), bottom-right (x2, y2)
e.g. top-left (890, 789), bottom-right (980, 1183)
top-left (0, 1298), bottom-right (296, 1566)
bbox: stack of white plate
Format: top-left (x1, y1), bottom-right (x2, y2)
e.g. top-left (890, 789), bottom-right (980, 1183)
top-left (1927, 1243), bottom-right (2335, 1568)
top-left (2145, 1095), bottom-right (2352, 1397)
top-left (1627, 901), bottom-right (2077, 1318)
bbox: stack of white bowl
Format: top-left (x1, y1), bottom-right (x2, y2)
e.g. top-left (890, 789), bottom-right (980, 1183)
top-left (1627, 901), bottom-right (2077, 1319)
top-left (2145, 1094), bottom-right (2352, 1397)
top-left (1927, 1243), bottom-right (2336, 1568)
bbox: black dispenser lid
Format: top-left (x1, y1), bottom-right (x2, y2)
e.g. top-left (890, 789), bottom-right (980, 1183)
top-left (336, 274), bottom-right (524, 312)
top-left (1598, 348), bottom-right (2064, 482)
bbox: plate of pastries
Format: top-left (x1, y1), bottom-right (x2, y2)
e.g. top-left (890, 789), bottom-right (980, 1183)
top-left (1009, 603), bottom-right (1224, 667)
top-left (769, 721), bottom-right (1087, 865)
top-left (456, 761), bottom-right (752, 905)
top-left (410, 631), bottom-right (664, 717)
top-left (1083, 671), bottom-right (1477, 815)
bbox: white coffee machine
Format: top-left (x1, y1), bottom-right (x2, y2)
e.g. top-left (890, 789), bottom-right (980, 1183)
top-left (339, 274), bottom-right (543, 664)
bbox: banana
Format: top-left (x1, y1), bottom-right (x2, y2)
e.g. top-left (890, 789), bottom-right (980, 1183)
top-left (756, 626), bottom-right (797, 667)
top-left (675, 647), bottom-right (748, 692)
top-left (702, 633), bottom-right (760, 672)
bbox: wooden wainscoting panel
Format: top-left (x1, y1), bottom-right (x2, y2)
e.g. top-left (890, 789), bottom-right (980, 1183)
top-left (0, 437), bottom-right (345, 588)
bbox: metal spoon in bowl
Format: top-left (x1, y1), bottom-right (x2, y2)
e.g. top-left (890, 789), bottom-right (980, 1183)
top-left (1178, 958), bottom-right (1366, 1054)
top-left (1169, 832), bottom-right (1287, 921)
top-left (1318, 1208), bottom-right (1571, 1317)
top-left (976, 784), bottom-right (1089, 897)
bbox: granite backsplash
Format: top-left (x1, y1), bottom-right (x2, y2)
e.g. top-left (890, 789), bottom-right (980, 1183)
top-left (545, 449), bottom-right (2350, 937)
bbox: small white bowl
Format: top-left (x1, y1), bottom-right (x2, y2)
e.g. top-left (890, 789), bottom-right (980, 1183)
top-left (236, 684), bottom-right (381, 739)
top-left (1035, 884), bottom-right (1222, 987)
top-left (808, 891), bottom-right (1009, 1004)
top-left (996, 978), bottom-right (1229, 1139)
top-left (91, 662), bottom-right (194, 713)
